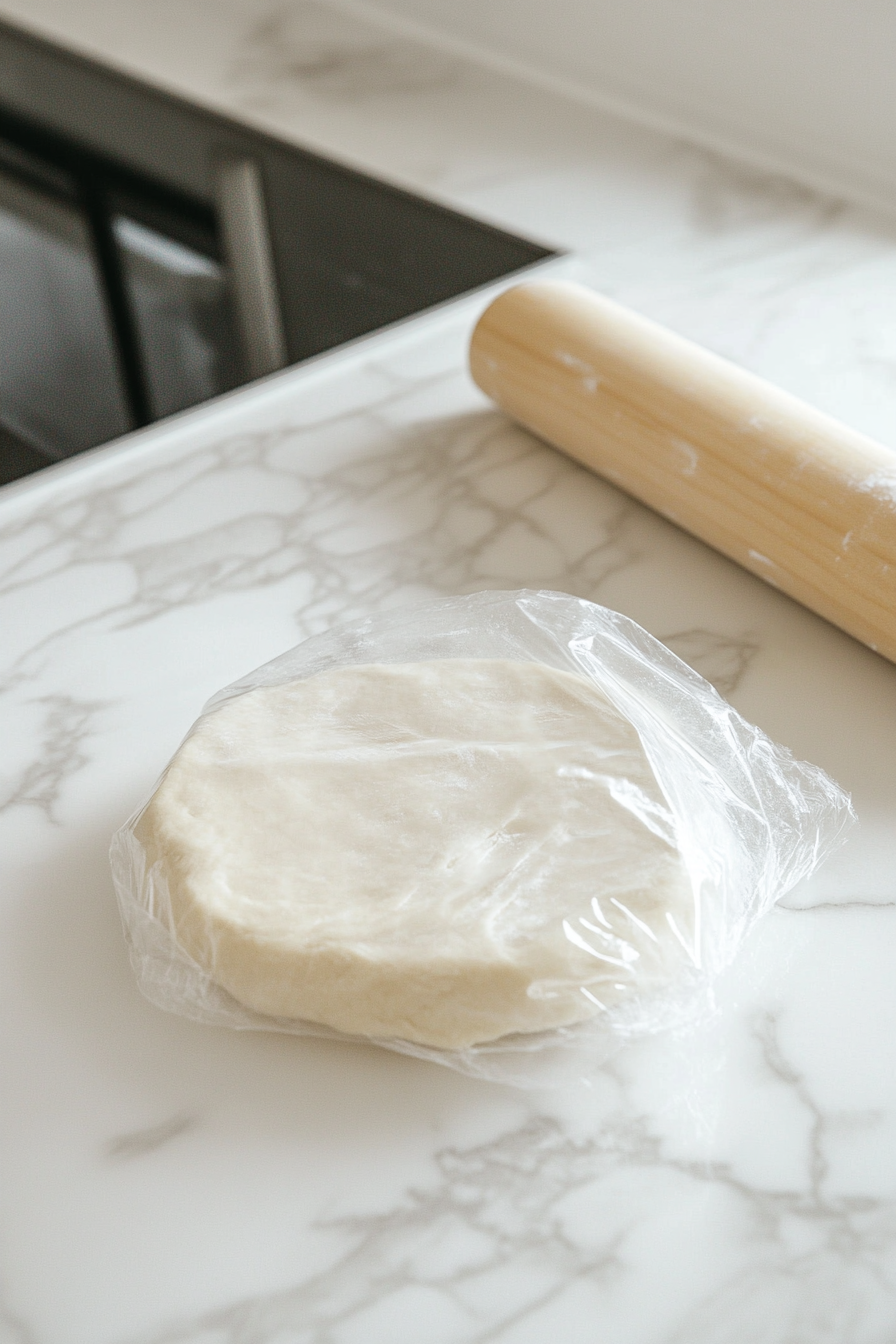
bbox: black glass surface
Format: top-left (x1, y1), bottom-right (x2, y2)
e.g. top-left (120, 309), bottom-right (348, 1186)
top-left (0, 18), bottom-right (556, 484)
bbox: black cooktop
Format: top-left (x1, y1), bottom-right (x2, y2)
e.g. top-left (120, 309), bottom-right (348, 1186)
top-left (0, 19), bottom-right (555, 486)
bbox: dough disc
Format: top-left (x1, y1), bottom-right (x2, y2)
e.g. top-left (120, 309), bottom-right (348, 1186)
top-left (137, 660), bottom-right (694, 1049)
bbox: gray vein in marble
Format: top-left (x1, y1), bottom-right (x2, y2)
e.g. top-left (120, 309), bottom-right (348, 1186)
top-left (130, 1114), bottom-right (631, 1344)
top-left (660, 628), bottom-right (759, 697)
top-left (104, 1114), bottom-right (195, 1161)
top-left (662, 1013), bottom-right (895, 1344)
top-left (540, 1101), bottom-right (889, 1338)
top-left (0, 8), bottom-right (893, 1341)
top-left (756, 1012), bottom-right (835, 1202)
top-left (684, 155), bottom-right (851, 300)
top-left (130, 1016), bottom-right (896, 1344)
top-left (0, 394), bottom-right (640, 691)
top-left (0, 371), bottom-right (650, 822)
top-left (0, 694), bottom-right (111, 822)
top-left (689, 157), bottom-right (844, 241)
top-left (0, 343), bottom-right (655, 835)
top-left (229, 2), bottom-right (460, 106)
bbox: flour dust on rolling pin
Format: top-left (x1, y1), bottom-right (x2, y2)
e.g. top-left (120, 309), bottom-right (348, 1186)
top-left (470, 280), bottom-right (896, 663)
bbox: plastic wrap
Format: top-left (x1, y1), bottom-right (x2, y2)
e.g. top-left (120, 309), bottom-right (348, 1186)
top-left (111, 590), bottom-right (854, 1084)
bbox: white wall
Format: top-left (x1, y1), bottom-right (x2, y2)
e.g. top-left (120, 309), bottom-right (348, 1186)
top-left (347, 0), bottom-right (896, 211)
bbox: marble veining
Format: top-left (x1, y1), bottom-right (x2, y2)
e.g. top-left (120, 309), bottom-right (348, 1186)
top-left (2, 2), bottom-right (896, 1341)
top-left (0, 402), bottom-right (633, 648)
top-left (0, 694), bottom-right (112, 822)
top-left (0, 381), bottom-right (759, 842)
top-left (2, 318), bottom-right (893, 1341)
top-left (230, 2), bottom-right (462, 104)
top-left (116, 999), bottom-right (896, 1343)
top-left (0, 375), bottom-right (647, 838)
top-left (103, 1114), bottom-right (195, 1161)
top-left (657, 631), bottom-right (759, 699)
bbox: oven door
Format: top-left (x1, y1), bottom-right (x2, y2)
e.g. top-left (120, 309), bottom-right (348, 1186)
top-left (0, 166), bottom-right (130, 477)
top-left (0, 152), bottom-right (245, 485)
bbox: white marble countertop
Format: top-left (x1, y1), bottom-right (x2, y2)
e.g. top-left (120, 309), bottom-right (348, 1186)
top-left (3, 4), bottom-right (896, 1341)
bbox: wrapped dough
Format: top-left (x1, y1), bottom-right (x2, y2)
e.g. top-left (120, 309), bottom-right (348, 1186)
top-left (111, 590), bottom-right (853, 1081)
top-left (134, 660), bottom-right (694, 1049)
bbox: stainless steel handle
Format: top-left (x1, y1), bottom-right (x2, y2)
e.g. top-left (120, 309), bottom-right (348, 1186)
top-left (214, 156), bottom-right (287, 381)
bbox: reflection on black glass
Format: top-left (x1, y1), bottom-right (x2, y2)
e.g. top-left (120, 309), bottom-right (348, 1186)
top-left (0, 169), bottom-right (130, 459)
top-left (113, 216), bottom-right (242, 421)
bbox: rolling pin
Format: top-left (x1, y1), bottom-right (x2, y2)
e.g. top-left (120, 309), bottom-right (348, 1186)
top-left (469, 280), bottom-right (896, 663)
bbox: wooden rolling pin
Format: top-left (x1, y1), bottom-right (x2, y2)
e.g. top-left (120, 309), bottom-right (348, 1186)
top-left (470, 280), bottom-right (896, 663)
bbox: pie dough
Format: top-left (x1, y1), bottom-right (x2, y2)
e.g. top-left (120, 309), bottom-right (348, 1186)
top-left (136, 660), bottom-right (694, 1049)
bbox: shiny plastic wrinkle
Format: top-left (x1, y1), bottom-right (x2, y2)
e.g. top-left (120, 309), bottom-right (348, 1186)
top-left (110, 590), bottom-right (854, 1085)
